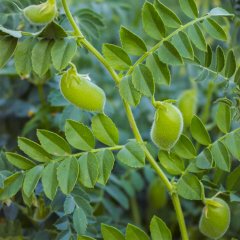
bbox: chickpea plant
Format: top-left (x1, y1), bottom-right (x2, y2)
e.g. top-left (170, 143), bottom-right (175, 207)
top-left (0, 0), bottom-right (240, 239)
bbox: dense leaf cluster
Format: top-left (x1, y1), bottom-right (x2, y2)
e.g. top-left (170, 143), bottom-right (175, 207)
top-left (0, 0), bottom-right (240, 239)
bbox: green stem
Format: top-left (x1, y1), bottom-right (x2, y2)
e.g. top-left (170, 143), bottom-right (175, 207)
top-left (171, 193), bottom-right (189, 240)
top-left (80, 39), bottom-right (120, 85)
top-left (130, 197), bottom-right (142, 226)
top-left (61, 1), bottom-right (189, 239)
top-left (73, 145), bottom-right (124, 157)
top-left (37, 84), bottom-right (46, 106)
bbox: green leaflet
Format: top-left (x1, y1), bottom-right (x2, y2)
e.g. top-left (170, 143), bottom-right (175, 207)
top-left (210, 141), bottom-right (230, 172)
top-left (158, 41), bottom-right (183, 65)
top-left (126, 224), bottom-right (149, 240)
top-left (234, 66), bottom-right (240, 87)
top-left (190, 115), bottom-right (211, 145)
top-left (101, 224), bottom-right (125, 240)
top-left (0, 35), bottom-right (18, 69)
top-left (37, 129), bottom-right (71, 156)
top-left (188, 24), bottom-right (207, 51)
top-left (18, 137), bottom-right (51, 163)
top-left (154, 0), bottom-right (181, 28)
top-left (226, 166), bottom-right (240, 192)
top-left (132, 64), bottom-right (155, 97)
top-left (224, 50), bottom-right (236, 78)
top-left (120, 26), bottom-right (147, 56)
top-left (91, 114), bottom-right (119, 146)
top-left (204, 45), bottom-right (212, 68)
top-left (119, 76), bottom-right (142, 107)
top-left (14, 38), bottom-right (35, 77)
top-left (42, 162), bottom-right (58, 200)
top-left (202, 18), bottom-right (227, 41)
top-left (96, 150), bottom-right (115, 185)
top-left (171, 31), bottom-right (194, 60)
top-left (150, 216), bottom-right (172, 240)
top-left (142, 2), bottom-right (165, 40)
top-left (209, 7), bottom-right (234, 17)
top-left (179, 0), bottom-right (198, 19)
top-left (173, 135), bottom-right (196, 159)
top-left (216, 102), bottom-right (231, 134)
top-left (177, 173), bottom-right (204, 200)
top-left (51, 38), bottom-right (77, 71)
top-left (103, 43), bottom-right (132, 71)
top-left (57, 157), bottom-right (79, 194)
top-left (196, 148), bottom-right (213, 170)
top-left (65, 120), bottom-right (95, 151)
top-left (0, 172), bottom-right (24, 201)
top-left (37, 21), bottom-right (68, 39)
top-left (31, 39), bottom-right (53, 77)
top-left (117, 140), bottom-right (145, 168)
top-left (78, 153), bottom-right (99, 188)
top-left (146, 53), bottom-right (171, 86)
top-left (158, 151), bottom-right (184, 175)
top-left (23, 165), bottom-right (44, 197)
top-left (216, 46), bottom-right (225, 72)
top-left (73, 207), bottom-right (87, 235)
top-left (0, 25), bottom-right (22, 38)
top-left (78, 236), bottom-right (95, 240)
top-left (6, 152), bottom-right (36, 170)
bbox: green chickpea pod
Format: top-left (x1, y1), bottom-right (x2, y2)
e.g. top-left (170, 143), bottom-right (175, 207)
top-left (23, 0), bottom-right (57, 25)
top-left (148, 178), bottom-right (167, 209)
top-left (60, 65), bottom-right (106, 113)
top-left (150, 102), bottom-right (183, 150)
top-left (199, 197), bottom-right (231, 239)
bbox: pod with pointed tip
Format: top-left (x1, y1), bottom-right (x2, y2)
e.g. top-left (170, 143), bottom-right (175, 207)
top-left (151, 102), bottom-right (183, 150)
top-left (23, 0), bottom-right (57, 25)
top-left (178, 89), bottom-right (197, 128)
top-left (60, 66), bottom-right (106, 113)
top-left (199, 197), bottom-right (231, 239)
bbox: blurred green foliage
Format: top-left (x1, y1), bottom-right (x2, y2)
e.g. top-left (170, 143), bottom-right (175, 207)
top-left (0, 0), bottom-right (240, 239)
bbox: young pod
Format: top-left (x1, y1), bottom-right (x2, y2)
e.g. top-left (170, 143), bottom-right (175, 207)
top-left (148, 178), bottom-right (167, 210)
top-left (60, 65), bottom-right (106, 113)
top-left (23, 0), bottom-right (57, 25)
top-left (151, 102), bottom-right (183, 150)
top-left (199, 197), bottom-right (231, 239)
top-left (178, 89), bottom-right (197, 128)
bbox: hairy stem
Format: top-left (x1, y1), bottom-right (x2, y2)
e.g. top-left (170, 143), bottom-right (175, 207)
top-left (61, 1), bottom-right (189, 239)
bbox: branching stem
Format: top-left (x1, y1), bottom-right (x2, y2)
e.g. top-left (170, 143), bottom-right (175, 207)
top-left (61, 1), bottom-right (189, 239)
top-left (72, 145), bottom-right (124, 157)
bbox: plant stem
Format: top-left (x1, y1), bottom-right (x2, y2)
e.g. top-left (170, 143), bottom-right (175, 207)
top-left (81, 39), bottom-right (120, 85)
top-left (130, 197), bottom-right (141, 226)
top-left (72, 145), bottom-right (124, 157)
top-left (61, 1), bottom-right (189, 239)
top-left (37, 84), bottom-right (46, 106)
top-left (171, 193), bottom-right (189, 240)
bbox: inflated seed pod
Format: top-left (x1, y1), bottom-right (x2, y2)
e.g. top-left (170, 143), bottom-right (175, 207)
top-left (148, 178), bottom-right (167, 209)
top-left (199, 197), bottom-right (231, 239)
top-left (178, 89), bottom-right (197, 128)
top-left (23, 0), bottom-right (57, 25)
top-left (60, 65), bottom-right (106, 112)
top-left (151, 102), bottom-right (183, 150)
